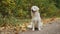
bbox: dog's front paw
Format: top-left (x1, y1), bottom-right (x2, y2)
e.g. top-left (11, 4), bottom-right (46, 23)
top-left (32, 28), bottom-right (35, 31)
top-left (38, 28), bottom-right (41, 31)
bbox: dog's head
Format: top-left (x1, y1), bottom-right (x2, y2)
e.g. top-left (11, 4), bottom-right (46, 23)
top-left (31, 6), bottom-right (39, 12)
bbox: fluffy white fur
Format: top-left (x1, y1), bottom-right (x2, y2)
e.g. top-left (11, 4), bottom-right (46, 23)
top-left (29, 6), bottom-right (43, 31)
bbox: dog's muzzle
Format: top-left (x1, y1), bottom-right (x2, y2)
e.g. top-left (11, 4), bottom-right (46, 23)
top-left (32, 10), bottom-right (36, 13)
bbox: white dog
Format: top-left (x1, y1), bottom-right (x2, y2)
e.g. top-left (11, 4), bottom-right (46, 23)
top-left (28, 6), bottom-right (43, 31)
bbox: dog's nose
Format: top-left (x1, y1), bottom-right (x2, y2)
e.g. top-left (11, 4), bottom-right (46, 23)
top-left (32, 10), bottom-right (36, 13)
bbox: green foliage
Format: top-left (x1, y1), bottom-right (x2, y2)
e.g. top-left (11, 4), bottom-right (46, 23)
top-left (0, 0), bottom-right (60, 26)
top-left (53, 0), bottom-right (60, 8)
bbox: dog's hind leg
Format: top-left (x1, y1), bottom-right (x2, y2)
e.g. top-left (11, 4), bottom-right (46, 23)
top-left (38, 20), bottom-right (42, 31)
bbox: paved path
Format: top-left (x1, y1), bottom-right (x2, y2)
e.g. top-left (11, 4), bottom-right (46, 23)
top-left (19, 19), bottom-right (60, 34)
top-left (0, 19), bottom-right (60, 34)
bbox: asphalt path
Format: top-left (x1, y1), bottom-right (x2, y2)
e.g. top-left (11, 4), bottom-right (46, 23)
top-left (19, 19), bottom-right (60, 34)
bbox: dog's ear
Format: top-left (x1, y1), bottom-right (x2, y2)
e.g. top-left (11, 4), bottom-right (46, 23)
top-left (31, 11), bottom-right (33, 18)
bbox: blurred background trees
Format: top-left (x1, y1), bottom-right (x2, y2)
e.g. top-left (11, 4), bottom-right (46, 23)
top-left (0, 0), bottom-right (60, 26)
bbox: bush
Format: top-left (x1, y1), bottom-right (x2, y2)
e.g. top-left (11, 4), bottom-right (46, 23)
top-left (0, 0), bottom-right (60, 26)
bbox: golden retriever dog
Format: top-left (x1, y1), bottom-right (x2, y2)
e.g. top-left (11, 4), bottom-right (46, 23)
top-left (28, 6), bottom-right (43, 31)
